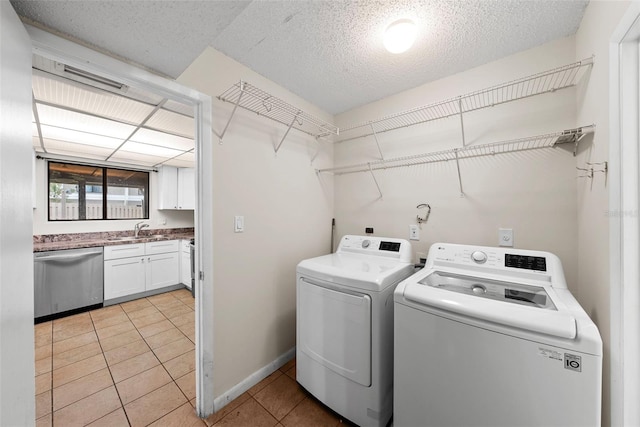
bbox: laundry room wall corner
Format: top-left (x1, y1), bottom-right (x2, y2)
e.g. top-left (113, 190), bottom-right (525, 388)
top-left (177, 47), bottom-right (334, 403)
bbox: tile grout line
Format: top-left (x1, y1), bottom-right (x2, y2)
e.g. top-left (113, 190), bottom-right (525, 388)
top-left (45, 314), bottom-right (102, 425)
top-left (48, 321), bottom-right (54, 425)
top-left (89, 303), bottom-right (133, 427)
top-left (38, 292), bottom-right (193, 426)
top-left (155, 293), bottom-right (198, 418)
top-left (145, 292), bottom-right (199, 425)
top-left (250, 379), bottom-right (307, 426)
top-left (122, 294), bottom-right (195, 426)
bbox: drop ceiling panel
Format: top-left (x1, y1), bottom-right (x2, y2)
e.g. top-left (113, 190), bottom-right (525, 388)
top-left (145, 109), bottom-right (195, 138)
top-left (40, 138), bottom-right (116, 159)
top-left (164, 100), bottom-right (194, 117)
top-left (163, 151), bottom-right (195, 168)
top-left (109, 151), bottom-right (169, 167)
top-left (39, 124), bottom-right (124, 150)
top-left (32, 72), bottom-right (157, 125)
top-left (175, 151), bottom-right (195, 162)
top-left (118, 141), bottom-right (185, 158)
top-left (130, 128), bottom-right (194, 151)
top-left (36, 103), bottom-right (136, 139)
top-left (163, 158), bottom-right (195, 168)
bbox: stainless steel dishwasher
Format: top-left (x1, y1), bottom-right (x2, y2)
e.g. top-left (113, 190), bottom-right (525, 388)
top-left (34, 247), bottom-right (104, 319)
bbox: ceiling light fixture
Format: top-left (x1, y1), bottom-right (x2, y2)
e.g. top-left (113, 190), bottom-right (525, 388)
top-left (384, 19), bottom-right (417, 54)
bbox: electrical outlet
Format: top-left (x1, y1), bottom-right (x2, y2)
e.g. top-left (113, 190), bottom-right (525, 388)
top-left (409, 225), bottom-right (419, 241)
top-left (499, 228), bottom-right (513, 247)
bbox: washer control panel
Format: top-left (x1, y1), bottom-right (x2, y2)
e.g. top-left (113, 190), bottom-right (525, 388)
top-left (429, 243), bottom-right (551, 275)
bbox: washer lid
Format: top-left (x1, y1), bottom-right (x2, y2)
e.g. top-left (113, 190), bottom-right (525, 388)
top-left (402, 270), bottom-right (577, 339)
top-left (419, 271), bottom-right (557, 310)
top-left (297, 252), bottom-right (414, 292)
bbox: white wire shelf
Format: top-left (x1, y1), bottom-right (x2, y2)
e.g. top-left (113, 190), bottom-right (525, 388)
top-left (318, 125), bottom-right (593, 198)
top-left (217, 81), bottom-right (339, 151)
top-left (337, 57), bottom-right (594, 144)
top-left (319, 126), bottom-right (593, 176)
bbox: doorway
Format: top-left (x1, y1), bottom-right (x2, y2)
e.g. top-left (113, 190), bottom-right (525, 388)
top-left (27, 24), bottom-right (215, 418)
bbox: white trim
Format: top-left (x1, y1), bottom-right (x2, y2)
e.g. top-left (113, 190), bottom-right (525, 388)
top-left (25, 25), bottom-right (216, 417)
top-left (213, 347), bottom-right (296, 411)
top-left (609, 3), bottom-right (640, 427)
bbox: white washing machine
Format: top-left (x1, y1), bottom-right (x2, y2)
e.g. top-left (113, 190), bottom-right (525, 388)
top-left (394, 243), bottom-right (602, 427)
top-left (297, 235), bottom-right (414, 427)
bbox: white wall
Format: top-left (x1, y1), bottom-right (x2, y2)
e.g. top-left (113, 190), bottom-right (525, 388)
top-left (0, 2), bottom-right (36, 425)
top-left (334, 37), bottom-right (580, 287)
top-left (177, 48), bottom-right (334, 396)
top-left (574, 2), bottom-right (631, 426)
top-left (32, 157), bottom-right (194, 235)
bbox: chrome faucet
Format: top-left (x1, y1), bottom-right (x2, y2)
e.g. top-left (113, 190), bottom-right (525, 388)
top-left (134, 221), bottom-right (149, 238)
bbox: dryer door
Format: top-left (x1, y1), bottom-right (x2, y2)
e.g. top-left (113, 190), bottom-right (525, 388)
top-left (298, 277), bottom-right (372, 386)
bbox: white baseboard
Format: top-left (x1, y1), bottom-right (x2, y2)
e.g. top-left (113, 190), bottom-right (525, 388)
top-left (213, 347), bottom-right (296, 413)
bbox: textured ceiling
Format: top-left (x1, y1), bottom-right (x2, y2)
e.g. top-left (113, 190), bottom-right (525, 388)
top-left (10, 0), bottom-right (252, 77)
top-left (11, 0), bottom-right (588, 114)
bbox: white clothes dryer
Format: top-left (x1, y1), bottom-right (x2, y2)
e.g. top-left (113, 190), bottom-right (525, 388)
top-left (296, 235), bottom-right (414, 427)
top-left (394, 243), bottom-right (602, 427)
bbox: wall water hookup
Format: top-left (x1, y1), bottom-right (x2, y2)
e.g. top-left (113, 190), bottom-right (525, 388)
top-left (417, 203), bottom-right (431, 226)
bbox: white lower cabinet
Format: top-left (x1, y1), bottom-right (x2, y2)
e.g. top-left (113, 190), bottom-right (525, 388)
top-left (104, 240), bottom-right (180, 301)
top-left (104, 257), bottom-right (146, 300)
top-left (147, 252), bottom-right (180, 291)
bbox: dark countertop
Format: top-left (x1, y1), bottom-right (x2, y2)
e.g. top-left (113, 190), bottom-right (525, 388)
top-left (33, 228), bottom-right (194, 252)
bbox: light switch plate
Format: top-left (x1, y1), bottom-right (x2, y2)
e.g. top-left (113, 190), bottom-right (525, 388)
top-left (499, 228), bottom-right (513, 247)
top-left (234, 215), bottom-right (244, 233)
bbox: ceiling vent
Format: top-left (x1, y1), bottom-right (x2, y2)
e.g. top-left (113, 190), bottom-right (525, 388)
top-left (32, 55), bottom-right (129, 95)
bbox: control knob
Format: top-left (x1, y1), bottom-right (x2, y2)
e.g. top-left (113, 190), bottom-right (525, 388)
top-left (472, 284), bottom-right (486, 295)
top-left (362, 240), bottom-right (371, 249)
top-left (471, 251), bottom-right (487, 264)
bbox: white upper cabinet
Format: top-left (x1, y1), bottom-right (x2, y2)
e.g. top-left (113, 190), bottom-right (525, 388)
top-left (157, 165), bottom-right (195, 210)
top-left (177, 167), bottom-right (195, 210)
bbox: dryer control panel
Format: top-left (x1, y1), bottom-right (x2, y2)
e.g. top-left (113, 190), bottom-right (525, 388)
top-left (338, 235), bottom-right (412, 262)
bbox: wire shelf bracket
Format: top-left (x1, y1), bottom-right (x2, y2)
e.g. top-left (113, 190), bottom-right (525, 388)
top-left (454, 149), bottom-right (464, 196)
top-left (368, 162), bottom-right (383, 199)
top-left (217, 80), bottom-right (339, 151)
top-left (337, 57), bottom-right (594, 145)
top-left (318, 125), bottom-right (595, 196)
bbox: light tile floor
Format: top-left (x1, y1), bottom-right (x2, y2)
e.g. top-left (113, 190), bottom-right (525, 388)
top-left (34, 289), bottom-right (349, 427)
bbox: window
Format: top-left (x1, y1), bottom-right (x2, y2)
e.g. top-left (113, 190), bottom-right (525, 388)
top-left (48, 161), bottom-right (149, 221)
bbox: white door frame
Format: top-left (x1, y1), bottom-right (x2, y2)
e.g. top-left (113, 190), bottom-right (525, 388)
top-left (25, 26), bottom-right (216, 417)
top-left (609, 3), bottom-right (640, 426)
